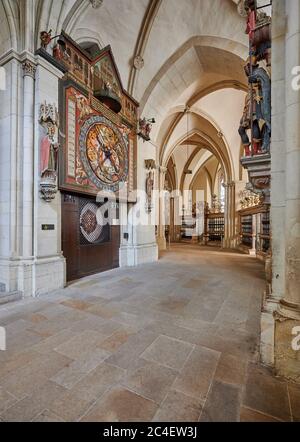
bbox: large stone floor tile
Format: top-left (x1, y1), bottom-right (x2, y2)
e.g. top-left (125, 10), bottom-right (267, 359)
top-left (0, 387), bottom-right (18, 415)
top-left (0, 348), bottom-right (41, 378)
top-left (72, 362), bottom-right (126, 402)
top-left (80, 386), bottom-right (158, 422)
top-left (31, 329), bottom-right (81, 354)
top-left (110, 311), bottom-right (154, 330)
top-left (214, 353), bottom-right (247, 386)
top-left (48, 387), bottom-right (97, 421)
top-left (50, 348), bottom-right (111, 389)
top-left (106, 330), bottom-right (158, 369)
top-left (192, 333), bottom-right (258, 361)
top-left (144, 320), bottom-right (212, 347)
top-left (152, 390), bottom-right (203, 422)
top-left (85, 302), bottom-right (121, 319)
top-left (173, 345), bottom-right (220, 400)
top-left (54, 329), bottom-right (108, 359)
top-left (200, 380), bottom-right (241, 422)
top-left (240, 406), bottom-right (282, 422)
top-left (243, 363), bottom-right (291, 421)
top-left (288, 384), bottom-right (300, 422)
top-left (140, 335), bottom-right (194, 371)
top-left (1, 381), bottom-right (66, 422)
top-left (60, 299), bottom-right (93, 311)
top-left (32, 409), bottom-right (66, 422)
top-left (121, 359), bottom-right (177, 404)
top-left (1, 351), bottom-right (72, 399)
top-left (98, 326), bottom-right (137, 352)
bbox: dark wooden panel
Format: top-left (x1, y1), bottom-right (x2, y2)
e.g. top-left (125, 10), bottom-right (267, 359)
top-left (111, 225), bottom-right (120, 268)
top-left (61, 193), bottom-right (120, 282)
top-left (61, 194), bottom-right (79, 281)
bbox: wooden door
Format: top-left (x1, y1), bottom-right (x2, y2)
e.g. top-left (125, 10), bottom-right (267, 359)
top-left (61, 193), bottom-right (120, 282)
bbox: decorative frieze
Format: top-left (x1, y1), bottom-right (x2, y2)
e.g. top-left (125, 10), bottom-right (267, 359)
top-left (241, 153), bottom-right (271, 203)
top-left (145, 159), bottom-right (156, 170)
top-left (239, 189), bottom-right (262, 209)
top-left (90, 0), bottom-right (103, 9)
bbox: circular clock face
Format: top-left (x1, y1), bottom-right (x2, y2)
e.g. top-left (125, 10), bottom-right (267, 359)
top-left (79, 115), bottom-right (128, 192)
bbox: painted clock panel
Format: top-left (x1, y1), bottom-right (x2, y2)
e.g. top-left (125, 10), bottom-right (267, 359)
top-left (79, 116), bottom-right (128, 193)
top-left (60, 85), bottom-right (137, 201)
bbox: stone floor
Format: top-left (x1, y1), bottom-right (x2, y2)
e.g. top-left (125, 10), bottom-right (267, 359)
top-left (0, 244), bottom-right (299, 422)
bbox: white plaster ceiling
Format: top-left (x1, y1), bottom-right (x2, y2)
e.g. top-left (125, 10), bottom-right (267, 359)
top-left (194, 88), bottom-right (246, 181)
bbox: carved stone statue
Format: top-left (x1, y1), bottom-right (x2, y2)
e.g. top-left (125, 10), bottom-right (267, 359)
top-left (39, 102), bottom-right (60, 202)
top-left (145, 170), bottom-right (154, 213)
top-left (40, 30), bottom-right (52, 49)
top-left (138, 117), bottom-right (152, 142)
top-left (145, 159), bottom-right (155, 213)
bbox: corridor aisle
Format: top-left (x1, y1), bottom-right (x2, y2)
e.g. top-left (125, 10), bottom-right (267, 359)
top-left (0, 245), bottom-right (298, 422)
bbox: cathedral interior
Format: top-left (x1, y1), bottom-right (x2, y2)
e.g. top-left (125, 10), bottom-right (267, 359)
top-left (0, 0), bottom-right (299, 423)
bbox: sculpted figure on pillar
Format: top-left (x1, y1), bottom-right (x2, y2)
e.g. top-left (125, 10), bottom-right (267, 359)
top-left (239, 57), bottom-right (271, 155)
top-left (145, 159), bottom-right (156, 214)
top-left (238, 0), bottom-right (271, 156)
top-left (39, 102), bottom-right (60, 202)
top-left (248, 61), bottom-right (271, 153)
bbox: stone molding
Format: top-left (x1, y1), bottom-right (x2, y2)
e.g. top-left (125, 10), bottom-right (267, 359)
top-left (89, 0), bottom-right (103, 8)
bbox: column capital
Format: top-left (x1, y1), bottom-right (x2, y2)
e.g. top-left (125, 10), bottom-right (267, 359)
top-left (158, 166), bottom-right (167, 175)
top-left (22, 60), bottom-right (36, 79)
top-left (223, 181), bottom-right (235, 189)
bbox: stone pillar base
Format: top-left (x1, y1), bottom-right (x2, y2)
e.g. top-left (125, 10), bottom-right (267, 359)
top-left (274, 306), bottom-right (300, 383)
top-left (249, 248), bottom-right (257, 257)
top-left (222, 238), bottom-right (235, 249)
top-left (260, 310), bottom-right (275, 367)
top-left (191, 235), bottom-right (199, 244)
top-left (119, 243), bottom-right (158, 267)
top-left (157, 236), bottom-right (167, 251)
top-left (0, 255), bottom-right (66, 297)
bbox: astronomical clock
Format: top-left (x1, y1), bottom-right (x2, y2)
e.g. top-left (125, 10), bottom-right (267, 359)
top-left (57, 32), bottom-right (138, 203)
top-left (79, 116), bottom-right (128, 193)
top-left (49, 32), bottom-right (138, 281)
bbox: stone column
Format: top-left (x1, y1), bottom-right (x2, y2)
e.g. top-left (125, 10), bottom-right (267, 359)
top-left (270, 0), bottom-right (287, 307)
top-left (21, 60), bottom-right (36, 259)
top-left (223, 183), bottom-right (229, 247)
top-left (223, 181), bottom-right (236, 248)
top-left (260, 0), bottom-right (286, 369)
top-left (0, 57), bottom-right (20, 295)
top-left (249, 213), bottom-right (257, 256)
top-left (274, 0), bottom-right (300, 382)
top-left (119, 138), bottom-right (158, 266)
top-left (157, 166), bottom-right (167, 250)
top-left (230, 182), bottom-right (236, 247)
